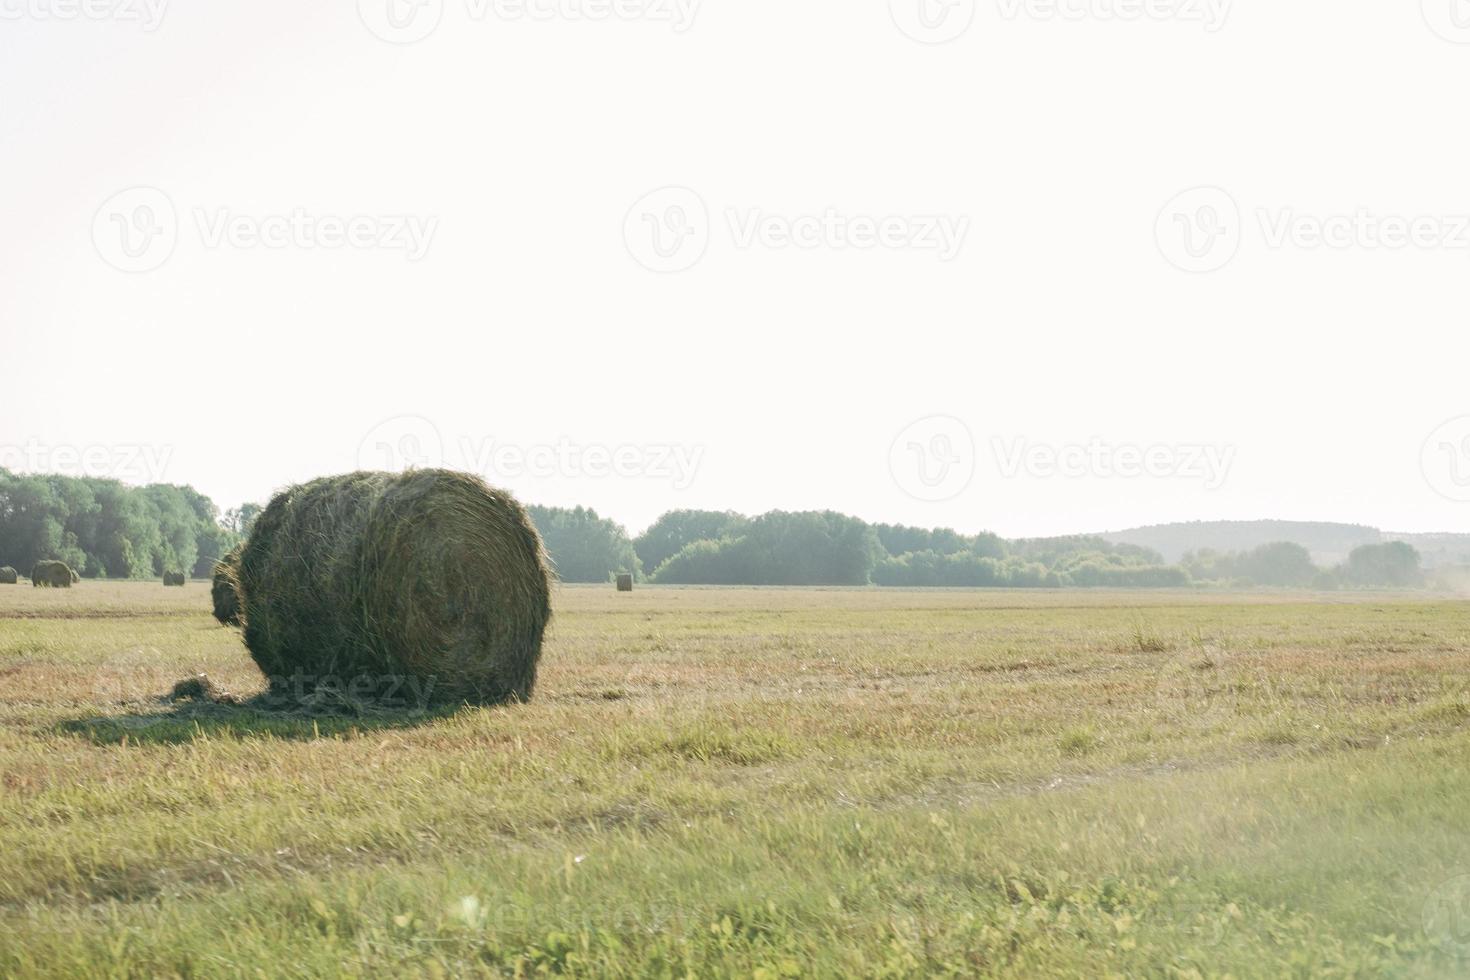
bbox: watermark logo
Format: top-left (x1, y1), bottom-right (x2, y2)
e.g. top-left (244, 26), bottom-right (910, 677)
top-left (992, 437), bottom-right (1235, 489)
top-left (625, 188), bottom-right (971, 272)
top-left (359, 416), bottom-right (446, 473)
top-left (0, 0), bottom-right (168, 29)
top-left (92, 187), bottom-right (437, 272)
top-left (624, 187), bottom-right (709, 273)
top-left (889, 415), bottom-right (976, 502)
top-left (1424, 874), bottom-right (1470, 953)
top-left (356, 417), bottom-right (703, 489)
top-left (358, 0), bottom-right (444, 43)
top-left (1423, 416), bottom-right (1470, 503)
top-left (93, 187), bottom-right (178, 273)
top-left (995, 0), bottom-right (1231, 31)
top-left (0, 440), bottom-right (174, 483)
top-left (1422, 0), bottom-right (1470, 43)
top-left (890, 0), bottom-right (976, 44)
top-left (1156, 186), bottom-right (1240, 273)
top-left (1158, 187), bottom-right (1470, 273)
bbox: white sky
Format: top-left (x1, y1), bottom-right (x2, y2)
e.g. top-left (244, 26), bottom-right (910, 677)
top-left (2, 0), bottom-right (1468, 538)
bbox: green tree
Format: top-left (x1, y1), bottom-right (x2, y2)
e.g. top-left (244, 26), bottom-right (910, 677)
top-left (1342, 542), bottom-right (1422, 588)
top-left (527, 505), bottom-right (641, 583)
top-left (633, 510), bottom-right (748, 575)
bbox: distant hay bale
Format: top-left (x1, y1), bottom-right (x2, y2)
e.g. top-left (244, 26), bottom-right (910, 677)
top-left (71, 567), bottom-right (80, 584)
top-left (237, 470), bottom-right (552, 707)
top-left (162, 571), bottom-right (186, 587)
top-left (0, 566), bottom-right (17, 585)
top-left (616, 573), bottom-right (634, 592)
top-left (30, 560), bottom-right (75, 588)
top-left (211, 544), bottom-right (243, 626)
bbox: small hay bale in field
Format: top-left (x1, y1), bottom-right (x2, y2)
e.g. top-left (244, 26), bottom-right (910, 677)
top-left (30, 560), bottom-right (75, 588)
top-left (0, 566), bottom-right (17, 585)
top-left (616, 573), bottom-right (634, 592)
top-left (167, 674), bottom-right (243, 706)
top-left (238, 469), bottom-right (552, 707)
top-left (162, 570), bottom-right (186, 587)
top-left (70, 567), bottom-right (80, 583)
top-left (211, 544), bottom-right (243, 626)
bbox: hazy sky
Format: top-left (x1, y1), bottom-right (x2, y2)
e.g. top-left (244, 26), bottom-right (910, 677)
top-left (3, 1), bottom-right (1468, 537)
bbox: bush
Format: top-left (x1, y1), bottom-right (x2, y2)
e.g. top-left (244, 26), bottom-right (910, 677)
top-left (634, 510), bottom-right (748, 575)
top-left (653, 511), bottom-right (882, 586)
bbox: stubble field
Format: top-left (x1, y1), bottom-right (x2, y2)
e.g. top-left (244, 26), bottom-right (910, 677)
top-left (2, 582), bottom-right (1469, 977)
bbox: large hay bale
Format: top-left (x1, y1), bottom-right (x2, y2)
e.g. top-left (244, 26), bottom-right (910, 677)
top-left (238, 470), bottom-right (552, 706)
top-left (211, 544), bottom-right (243, 626)
top-left (0, 566), bottom-right (18, 585)
top-left (162, 571), bottom-right (186, 587)
top-left (616, 573), bottom-right (634, 592)
top-left (31, 560), bottom-right (75, 588)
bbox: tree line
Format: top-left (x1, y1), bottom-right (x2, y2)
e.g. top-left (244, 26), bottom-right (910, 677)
top-left (0, 469), bottom-right (1428, 589)
top-left (535, 506), bottom-right (1427, 590)
top-left (0, 470), bottom-right (237, 579)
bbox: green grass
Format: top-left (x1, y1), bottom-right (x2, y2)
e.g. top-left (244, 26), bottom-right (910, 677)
top-left (2, 582), bottom-right (1470, 976)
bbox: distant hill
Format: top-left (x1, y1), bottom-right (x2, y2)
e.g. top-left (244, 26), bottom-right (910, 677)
top-left (1099, 521), bottom-right (1470, 569)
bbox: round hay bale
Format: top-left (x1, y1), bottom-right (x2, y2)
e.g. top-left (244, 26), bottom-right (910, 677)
top-left (30, 560), bottom-right (75, 588)
top-left (616, 573), bottom-right (634, 592)
top-left (162, 571), bottom-right (187, 587)
top-left (211, 544), bottom-right (244, 626)
top-left (0, 566), bottom-right (17, 585)
top-left (238, 470), bottom-right (552, 707)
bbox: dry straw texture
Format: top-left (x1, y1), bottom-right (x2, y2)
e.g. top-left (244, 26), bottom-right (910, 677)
top-left (237, 470), bottom-right (552, 706)
top-left (211, 545), bottom-right (243, 626)
top-left (30, 561), bottom-right (74, 588)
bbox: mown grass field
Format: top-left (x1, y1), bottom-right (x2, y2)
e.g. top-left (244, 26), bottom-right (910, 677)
top-left (2, 582), bottom-right (1469, 977)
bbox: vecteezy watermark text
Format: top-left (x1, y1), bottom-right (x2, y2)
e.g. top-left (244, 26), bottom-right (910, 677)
top-left (624, 187), bottom-right (970, 273)
top-left (0, 0), bottom-right (167, 29)
top-left (726, 209), bottom-right (969, 261)
top-left (194, 209), bottom-right (437, 260)
top-left (0, 440), bottom-right (173, 483)
top-left (357, 0), bottom-right (698, 44)
top-left (358, 417), bottom-right (703, 490)
top-left (995, 0), bottom-right (1231, 31)
top-left (1157, 186), bottom-right (1470, 273)
top-left (92, 187), bottom-right (437, 273)
top-left (993, 437), bottom-right (1235, 489)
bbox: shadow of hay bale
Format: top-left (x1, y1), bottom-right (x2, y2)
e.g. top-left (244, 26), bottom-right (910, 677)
top-left (56, 674), bottom-right (471, 745)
